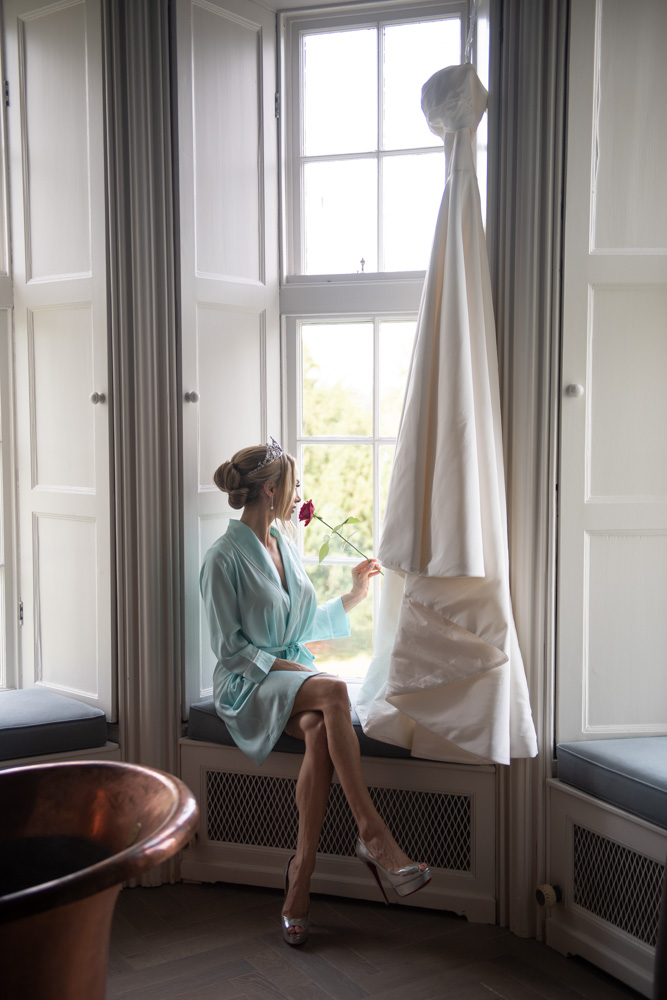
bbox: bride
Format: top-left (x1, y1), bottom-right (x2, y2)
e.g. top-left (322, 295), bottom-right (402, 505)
top-left (200, 439), bottom-right (431, 946)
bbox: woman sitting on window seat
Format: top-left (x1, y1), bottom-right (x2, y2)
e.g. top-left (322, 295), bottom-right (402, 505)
top-left (200, 440), bottom-right (431, 947)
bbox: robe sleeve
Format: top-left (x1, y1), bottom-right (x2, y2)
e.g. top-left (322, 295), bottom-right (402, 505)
top-left (200, 551), bottom-right (275, 684)
top-left (308, 597), bottom-right (350, 642)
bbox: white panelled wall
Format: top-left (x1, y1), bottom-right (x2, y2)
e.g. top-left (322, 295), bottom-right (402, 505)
top-left (557, 0), bottom-right (667, 744)
top-left (4, 0), bottom-right (113, 715)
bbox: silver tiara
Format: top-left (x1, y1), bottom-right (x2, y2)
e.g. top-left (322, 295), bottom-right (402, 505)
top-left (252, 437), bottom-right (283, 472)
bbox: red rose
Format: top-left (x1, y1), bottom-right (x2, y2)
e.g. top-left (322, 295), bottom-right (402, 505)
top-left (299, 499), bottom-right (315, 526)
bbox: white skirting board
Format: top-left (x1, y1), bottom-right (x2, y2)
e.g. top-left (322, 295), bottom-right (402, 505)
top-left (546, 778), bottom-right (667, 998)
top-left (179, 737), bottom-right (497, 923)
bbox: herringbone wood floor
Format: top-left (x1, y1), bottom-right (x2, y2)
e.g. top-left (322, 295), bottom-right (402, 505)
top-left (106, 881), bottom-right (644, 1000)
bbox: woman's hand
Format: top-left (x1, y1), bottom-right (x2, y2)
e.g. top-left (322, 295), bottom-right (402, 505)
top-left (341, 559), bottom-right (382, 613)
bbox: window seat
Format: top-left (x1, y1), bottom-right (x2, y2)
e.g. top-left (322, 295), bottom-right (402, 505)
top-left (187, 682), bottom-right (414, 760)
top-left (557, 737), bottom-right (667, 829)
top-left (0, 689), bottom-right (118, 768)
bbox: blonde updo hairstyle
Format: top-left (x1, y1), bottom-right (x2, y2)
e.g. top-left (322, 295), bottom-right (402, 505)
top-left (213, 445), bottom-right (297, 528)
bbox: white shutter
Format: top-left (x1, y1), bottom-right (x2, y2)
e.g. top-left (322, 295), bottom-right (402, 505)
top-left (175, 0), bottom-right (281, 709)
top-left (4, 0), bottom-right (113, 713)
top-left (557, 0), bottom-right (667, 742)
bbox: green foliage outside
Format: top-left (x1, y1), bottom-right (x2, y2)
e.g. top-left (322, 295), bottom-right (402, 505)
top-left (304, 563), bottom-right (373, 666)
top-left (299, 329), bottom-right (413, 668)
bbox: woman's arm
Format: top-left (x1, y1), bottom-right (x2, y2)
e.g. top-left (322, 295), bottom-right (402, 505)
top-left (341, 559), bottom-right (382, 613)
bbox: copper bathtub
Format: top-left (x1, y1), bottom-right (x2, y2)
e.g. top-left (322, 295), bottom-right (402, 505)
top-left (0, 760), bottom-right (199, 1000)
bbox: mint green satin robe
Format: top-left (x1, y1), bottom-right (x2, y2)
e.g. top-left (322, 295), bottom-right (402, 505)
top-left (200, 519), bottom-right (350, 765)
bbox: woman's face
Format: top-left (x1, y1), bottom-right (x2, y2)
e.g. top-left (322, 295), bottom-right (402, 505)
top-left (290, 477), bottom-right (302, 516)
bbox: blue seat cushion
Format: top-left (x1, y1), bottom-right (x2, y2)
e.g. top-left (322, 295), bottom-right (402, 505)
top-left (188, 683), bottom-right (413, 760)
top-left (557, 738), bottom-right (667, 830)
top-left (0, 689), bottom-right (107, 760)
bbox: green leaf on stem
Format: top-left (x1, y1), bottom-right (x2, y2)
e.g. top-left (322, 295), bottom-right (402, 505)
top-left (318, 538), bottom-right (330, 563)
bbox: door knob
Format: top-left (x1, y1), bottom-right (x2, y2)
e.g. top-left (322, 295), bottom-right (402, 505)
top-left (89, 391), bottom-right (106, 404)
top-left (565, 384), bottom-right (584, 397)
top-left (184, 391), bottom-right (200, 403)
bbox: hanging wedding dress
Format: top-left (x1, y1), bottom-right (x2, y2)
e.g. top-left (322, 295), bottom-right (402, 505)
top-left (356, 63), bottom-right (537, 765)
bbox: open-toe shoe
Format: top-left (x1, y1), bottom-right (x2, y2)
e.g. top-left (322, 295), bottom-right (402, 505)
top-left (282, 856), bottom-right (310, 946)
top-left (355, 838), bottom-right (431, 904)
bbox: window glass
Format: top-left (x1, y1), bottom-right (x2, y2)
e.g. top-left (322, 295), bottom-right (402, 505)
top-left (301, 443), bottom-right (374, 559)
top-left (382, 152), bottom-right (444, 271)
top-left (379, 443), bottom-right (396, 526)
top-left (297, 319), bottom-right (416, 678)
top-left (304, 159), bottom-right (377, 275)
top-left (379, 321), bottom-right (415, 437)
top-left (382, 19), bottom-right (461, 150)
top-left (304, 563), bottom-right (373, 679)
top-left (303, 29), bottom-right (377, 156)
top-left (302, 323), bottom-right (373, 437)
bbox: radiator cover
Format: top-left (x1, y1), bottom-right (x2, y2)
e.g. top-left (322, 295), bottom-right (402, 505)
top-left (207, 769), bottom-right (472, 871)
top-left (573, 824), bottom-right (664, 947)
top-left (546, 777), bottom-right (667, 999)
top-left (179, 739), bottom-right (497, 921)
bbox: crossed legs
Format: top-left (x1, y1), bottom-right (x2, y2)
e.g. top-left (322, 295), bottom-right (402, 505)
top-left (282, 709), bottom-right (333, 933)
top-left (282, 675), bottom-right (427, 934)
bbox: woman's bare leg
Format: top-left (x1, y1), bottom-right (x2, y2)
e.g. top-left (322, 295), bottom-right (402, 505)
top-left (289, 676), bottom-right (426, 874)
top-left (281, 710), bottom-right (333, 935)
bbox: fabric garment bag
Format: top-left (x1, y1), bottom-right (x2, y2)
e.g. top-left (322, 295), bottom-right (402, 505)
top-left (356, 63), bottom-right (537, 765)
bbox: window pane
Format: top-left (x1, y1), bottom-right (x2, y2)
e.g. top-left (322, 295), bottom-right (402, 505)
top-left (382, 152), bottom-right (444, 271)
top-left (304, 159), bottom-right (378, 274)
top-left (379, 321), bottom-right (415, 437)
top-left (379, 443), bottom-right (395, 535)
top-left (302, 323), bottom-right (373, 437)
top-left (301, 443), bottom-right (374, 558)
top-left (303, 29), bottom-right (377, 156)
top-left (304, 563), bottom-right (373, 678)
top-left (383, 19), bottom-right (461, 151)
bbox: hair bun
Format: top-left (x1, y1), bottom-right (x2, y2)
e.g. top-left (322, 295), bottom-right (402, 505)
top-left (213, 445), bottom-right (293, 514)
top-left (214, 460), bottom-right (239, 493)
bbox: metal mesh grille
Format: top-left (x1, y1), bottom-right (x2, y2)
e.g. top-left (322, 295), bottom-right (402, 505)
top-left (206, 770), bottom-right (471, 871)
top-left (573, 825), bottom-right (665, 946)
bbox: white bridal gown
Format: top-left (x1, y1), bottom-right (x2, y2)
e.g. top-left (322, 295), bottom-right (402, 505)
top-left (356, 63), bottom-right (538, 765)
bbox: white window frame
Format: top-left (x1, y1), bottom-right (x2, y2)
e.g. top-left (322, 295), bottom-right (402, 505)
top-left (279, 0), bottom-right (488, 675)
top-left (280, 0), bottom-right (468, 282)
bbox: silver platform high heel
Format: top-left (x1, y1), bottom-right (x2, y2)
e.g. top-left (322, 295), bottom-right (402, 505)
top-left (282, 856), bottom-right (310, 946)
top-left (355, 838), bottom-right (431, 904)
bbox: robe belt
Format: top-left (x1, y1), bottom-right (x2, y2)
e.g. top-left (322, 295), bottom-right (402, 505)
top-left (264, 641), bottom-right (315, 666)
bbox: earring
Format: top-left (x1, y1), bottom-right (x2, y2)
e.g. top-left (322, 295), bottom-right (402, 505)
top-left (270, 499), bottom-right (274, 511)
